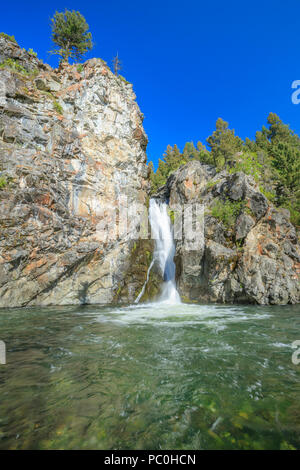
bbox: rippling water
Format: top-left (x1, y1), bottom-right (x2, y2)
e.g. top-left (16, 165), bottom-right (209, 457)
top-left (0, 302), bottom-right (299, 449)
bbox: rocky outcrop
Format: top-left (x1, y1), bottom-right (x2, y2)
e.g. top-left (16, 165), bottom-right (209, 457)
top-left (159, 160), bottom-right (300, 305)
top-left (1, 37), bottom-right (299, 308)
top-left (0, 37), bottom-right (151, 307)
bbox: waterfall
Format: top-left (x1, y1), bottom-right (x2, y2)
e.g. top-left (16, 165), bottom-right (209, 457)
top-left (150, 199), bottom-right (181, 303)
top-left (134, 259), bottom-right (154, 304)
top-left (134, 198), bottom-right (180, 304)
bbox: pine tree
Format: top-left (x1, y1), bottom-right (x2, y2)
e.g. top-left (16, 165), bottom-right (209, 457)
top-left (50, 10), bottom-right (93, 64)
top-left (148, 113), bottom-right (300, 226)
top-left (256, 113), bottom-right (300, 225)
top-left (267, 113), bottom-right (295, 144)
top-left (207, 118), bottom-right (243, 168)
top-left (244, 137), bottom-right (257, 152)
top-left (181, 142), bottom-right (197, 162)
top-left (271, 142), bottom-right (300, 191)
top-left (163, 145), bottom-right (182, 169)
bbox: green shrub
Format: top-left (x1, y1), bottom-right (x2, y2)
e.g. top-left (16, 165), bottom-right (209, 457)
top-left (0, 176), bottom-right (7, 189)
top-left (28, 67), bottom-right (39, 79)
top-left (0, 58), bottom-right (27, 74)
top-left (28, 48), bottom-right (37, 57)
top-left (0, 33), bottom-right (17, 44)
top-left (259, 185), bottom-right (275, 202)
top-left (279, 202), bottom-right (300, 227)
top-left (76, 64), bottom-right (84, 73)
top-left (206, 179), bottom-right (221, 190)
top-left (289, 207), bottom-right (300, 227)
top-left (118, 74), bottom-right (130, 85)
top-left (228, 152), bottom-right (262, 182)
top-left (244, 206), bottom-right (255, 217)
top-left (211, 199), bottom-right (244, 228)
top-left (168, 209), bottom-right (175, 224)
top-left (53, 101), bottom-right (63, 115)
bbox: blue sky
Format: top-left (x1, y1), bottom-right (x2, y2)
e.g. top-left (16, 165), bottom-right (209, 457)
top-left (2, 1), bottom-right (300, 168)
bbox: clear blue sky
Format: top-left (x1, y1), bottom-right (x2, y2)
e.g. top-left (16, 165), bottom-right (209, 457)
top-left (2, 1), bottom-right (300, 168)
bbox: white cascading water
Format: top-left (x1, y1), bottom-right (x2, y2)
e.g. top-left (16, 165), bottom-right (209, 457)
top-left (135, 259), bottom-right (155, 304)
top-left (135, 198), bottom-right (180, 304)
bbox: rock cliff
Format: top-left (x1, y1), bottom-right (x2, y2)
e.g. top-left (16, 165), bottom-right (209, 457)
top-left (1, 37), bottom-right (299, 308)
top-left (157, 160), bottom-right (300, 305)
top-left (0, 37), bottom-right (150, 307)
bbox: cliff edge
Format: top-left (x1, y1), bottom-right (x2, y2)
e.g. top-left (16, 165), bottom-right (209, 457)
top-left (0, 37), bottom-right (150, 307)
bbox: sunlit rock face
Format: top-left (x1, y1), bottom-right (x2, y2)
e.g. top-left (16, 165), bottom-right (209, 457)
top-left (0, 37), bottom-right (150, 307)
top-left (158, 161), bottom-right (300, 305)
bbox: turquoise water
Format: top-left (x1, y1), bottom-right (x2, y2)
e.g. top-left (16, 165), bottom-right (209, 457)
top-left (0, 302), bottom-right (299, 450)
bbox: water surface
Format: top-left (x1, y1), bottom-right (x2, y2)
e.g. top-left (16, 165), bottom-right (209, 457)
top-left (0, 302), bottom-right (299, 449)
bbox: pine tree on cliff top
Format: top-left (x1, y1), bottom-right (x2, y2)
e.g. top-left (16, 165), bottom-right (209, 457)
top-left (50, 10), bottom-right (93, 64)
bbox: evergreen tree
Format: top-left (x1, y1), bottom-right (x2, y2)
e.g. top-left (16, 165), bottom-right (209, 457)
top-left (207, 118), bottom-right (243, 167)
top-left (244, 137), bottom-right (257, 152)
top-left (148, 113), bottom-right (300, 226)
top-left (267, 113), bottom-right (295, 144)
top-left (255, 128), bottom-right (270, 151)
top-left (151, 158), bottom-right (168, 192)
top-left (271, 142), bottom-right (300, 191)
top-left (150, 145), bottom-right (188, 193)
top-left (182, 142), bottom-right (198, 160)
top-left (50, 10), bottom-right (93, 63)
top-left (196, 141), bottom-right (213, 164)
top-left (163, 145), bottom-right (181, 168)
top-left (255, 113), bottom-right (300, 225)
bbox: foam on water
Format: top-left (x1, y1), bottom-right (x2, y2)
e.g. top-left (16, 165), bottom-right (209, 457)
top-left (94, 302), bottom-right (272, 327)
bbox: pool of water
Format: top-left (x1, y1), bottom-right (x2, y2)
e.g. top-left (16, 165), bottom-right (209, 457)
top-left (0, 302), bottom-right (299, 449)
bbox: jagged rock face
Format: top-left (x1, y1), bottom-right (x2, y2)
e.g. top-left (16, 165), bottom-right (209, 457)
top-left (162, 161), bottom-right (300, 305)
top-left (0, 38), bottom-right (150, 307)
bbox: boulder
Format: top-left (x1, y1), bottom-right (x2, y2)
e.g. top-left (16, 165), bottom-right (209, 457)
top-left (235, 213), bottom-right (255, 240)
